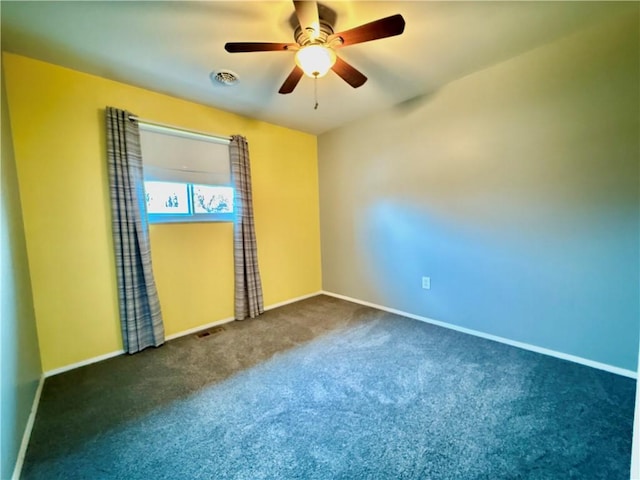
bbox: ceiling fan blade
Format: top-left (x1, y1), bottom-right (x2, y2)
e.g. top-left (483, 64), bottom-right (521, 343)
top-left (225, 42), bottom-right (297, 53)
top-left (331, 56), bottom-right (367, 89)
top-left (279, 65), bottom-right (304, 94)
top-left (293, 1), bottom-right (320, 41)
top-left (330, 14), bottom-right (405, 48)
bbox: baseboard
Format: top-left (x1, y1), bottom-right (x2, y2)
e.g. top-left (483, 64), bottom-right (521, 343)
top-left (321, 291), bottom-right (638, 379)
top-left (44, 349), bottom-right (125, 378)
top-left (11, 375), bottom-right (44, 480)
top-left (264, 291), bottom-right (323, 311)
top-left (166, 291), bottom-right (323, 340)
top-left (165, 316), bottom-right (235, 341)
top-left (44, 291), bottom-right (325, 377)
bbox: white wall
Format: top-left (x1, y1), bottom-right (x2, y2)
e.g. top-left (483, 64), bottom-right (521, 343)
top-left (0, 62), bottom-right (42, 478)
top-left (318, 10), bottom-right (639, 372)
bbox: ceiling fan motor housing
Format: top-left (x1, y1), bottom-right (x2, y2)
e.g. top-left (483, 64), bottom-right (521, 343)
top-left (294, 19), bottom-right (335, 46)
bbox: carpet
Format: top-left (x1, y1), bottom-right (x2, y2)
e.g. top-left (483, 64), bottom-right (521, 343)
top-left (21, 295), bottom-right (636, 479)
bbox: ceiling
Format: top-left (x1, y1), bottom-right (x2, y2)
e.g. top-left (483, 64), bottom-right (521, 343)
top-left (1, 1), bottom-right (634, 135)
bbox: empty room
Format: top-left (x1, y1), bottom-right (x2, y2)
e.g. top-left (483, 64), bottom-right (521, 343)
top-left (2, 1), bottom-right (639, 479)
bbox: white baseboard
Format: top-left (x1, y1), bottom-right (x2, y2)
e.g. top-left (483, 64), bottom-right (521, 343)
top-left (166, 291), bottom-right (323, 340)
top-left (321, 291), bottom-right (637, 379)
top-left (12, 375), bottom-right (44, 480)
top-left (165, 316), bottom-right (235, 341)
top-left (44, 291), bottom-right (325, 377)
top-left (264, 291), bottom-right (323, 311)
top-left (44, 349), bottom-right (125, 378)
top-left (47, 289), bottom-right (632, 382)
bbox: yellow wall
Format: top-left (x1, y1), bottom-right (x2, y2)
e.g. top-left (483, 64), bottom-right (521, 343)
top-left (3, 52), bottom-right (322, 372)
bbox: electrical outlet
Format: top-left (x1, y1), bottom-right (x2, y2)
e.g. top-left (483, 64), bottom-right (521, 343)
top-left (422, 276), bottom-right (431, 290)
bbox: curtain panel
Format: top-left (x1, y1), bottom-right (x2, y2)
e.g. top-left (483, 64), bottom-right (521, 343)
top-left (106, 106), bottom-right (165, 353)
top-left (230, 135), bottom-right (264, 320)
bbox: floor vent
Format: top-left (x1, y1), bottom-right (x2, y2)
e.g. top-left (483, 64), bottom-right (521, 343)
top-left (195, 326), bottom-right (226, 339)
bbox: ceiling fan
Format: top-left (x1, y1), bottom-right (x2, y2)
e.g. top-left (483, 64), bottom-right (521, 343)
top-left (224, 1), bottom-right (405, 95)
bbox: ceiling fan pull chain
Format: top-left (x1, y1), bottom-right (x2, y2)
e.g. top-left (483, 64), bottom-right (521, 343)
top-left (314, 75), bottom-right (319, 110)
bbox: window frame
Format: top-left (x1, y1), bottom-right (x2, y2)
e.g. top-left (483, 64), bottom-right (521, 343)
top-left (145, 181), bottom-right (234, 224)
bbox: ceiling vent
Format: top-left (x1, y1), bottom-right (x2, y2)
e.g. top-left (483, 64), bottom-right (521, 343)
top-left (210, 70), bottom-right (239, 86)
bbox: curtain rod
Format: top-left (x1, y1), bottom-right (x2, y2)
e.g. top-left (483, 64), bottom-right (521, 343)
top-left (128, 115), bottom-right (232, 145)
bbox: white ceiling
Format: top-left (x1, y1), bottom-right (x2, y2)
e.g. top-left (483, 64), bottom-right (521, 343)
top-left (1, 1), bottom-right (634, 135)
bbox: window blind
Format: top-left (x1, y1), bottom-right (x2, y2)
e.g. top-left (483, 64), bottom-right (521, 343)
top-left (139, 124), bottom-right (230, 185)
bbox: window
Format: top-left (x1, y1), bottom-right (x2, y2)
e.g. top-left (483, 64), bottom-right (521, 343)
top-left (139, 123), bottom-right (233, 223)
top-left (145, 181), bottom-right (190, 215)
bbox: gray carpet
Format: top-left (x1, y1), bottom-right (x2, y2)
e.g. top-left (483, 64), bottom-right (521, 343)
top-left (22, 295), bottom-right (636, 479)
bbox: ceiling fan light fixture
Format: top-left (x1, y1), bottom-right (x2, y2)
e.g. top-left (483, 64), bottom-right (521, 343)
top-left (295, 44), bottom-right (336, 78)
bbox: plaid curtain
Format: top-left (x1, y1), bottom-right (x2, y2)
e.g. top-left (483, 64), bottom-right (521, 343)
top-left (230, 135), bottom-right (264, 320)
top-left (106, 106), bottom-right (164, 353)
